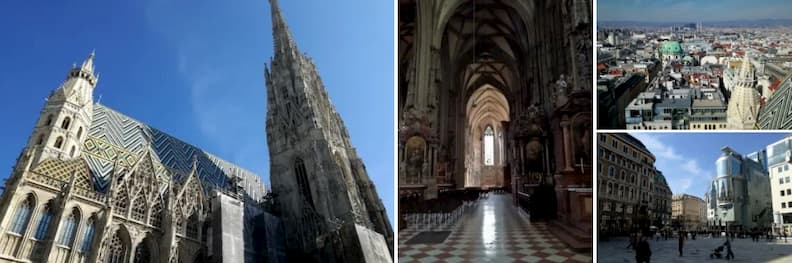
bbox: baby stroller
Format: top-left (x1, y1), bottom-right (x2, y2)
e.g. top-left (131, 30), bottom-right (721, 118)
top-left (710, 245), bottom-right (724, 259)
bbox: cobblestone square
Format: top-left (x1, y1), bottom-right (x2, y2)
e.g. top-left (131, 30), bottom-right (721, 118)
top-left (599, 237), bottom-right (792, 263)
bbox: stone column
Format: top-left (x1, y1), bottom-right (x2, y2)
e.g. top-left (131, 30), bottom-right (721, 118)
top-left (561, 118), bottom-right (574, 172)
top-left (424, 147), bottom-right (437, 200)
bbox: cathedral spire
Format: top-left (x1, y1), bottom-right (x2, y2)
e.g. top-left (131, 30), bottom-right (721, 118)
top-left (80, 49), bottom-right (96, 74)
top-left (739, 53), bottom-right (752, 80)
top-left (269, 0), bottom-right (299, 57)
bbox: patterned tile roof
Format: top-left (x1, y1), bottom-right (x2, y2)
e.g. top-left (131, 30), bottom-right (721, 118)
top-left (82, 104), bottom-right (266, 200)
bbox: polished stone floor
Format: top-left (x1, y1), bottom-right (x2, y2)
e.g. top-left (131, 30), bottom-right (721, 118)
top-left (598, 236), bottom-right (792, 262)
top-left (398, 194), bottom-right (593, 262)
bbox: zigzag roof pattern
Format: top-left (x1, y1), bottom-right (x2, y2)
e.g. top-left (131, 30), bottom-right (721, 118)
top-left (81, 104), bottom-right (266, 200)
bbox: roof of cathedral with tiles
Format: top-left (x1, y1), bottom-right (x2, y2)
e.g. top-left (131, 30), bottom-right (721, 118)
top-left (80, 104), bottom-right (266, 201)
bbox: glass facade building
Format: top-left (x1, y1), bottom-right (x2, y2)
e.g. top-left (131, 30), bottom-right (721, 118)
top-left (706, 147), bottom-right (772, 231)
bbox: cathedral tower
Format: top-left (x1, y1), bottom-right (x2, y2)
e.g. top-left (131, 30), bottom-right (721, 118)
top-left (264, 0), bottom-right (392, 261)
top-left (727, 54), bottom-right (760, 129)
top-left (25, 51), bottom-right (97, 165)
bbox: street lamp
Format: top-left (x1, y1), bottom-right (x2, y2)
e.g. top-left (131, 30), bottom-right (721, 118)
top-left (722, 210), bottom-right (729, 238)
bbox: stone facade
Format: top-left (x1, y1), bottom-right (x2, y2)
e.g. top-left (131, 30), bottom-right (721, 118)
top-left (597, 133), bottom-right (657, 235)
top-left (653, 170), bottom-right (673, 228)
top-left (671, 194), bottom-right (706, 231)
top-left (0, 52), bottom-right (270, 263)
top-left (263, 0), bottom-right (393, 262)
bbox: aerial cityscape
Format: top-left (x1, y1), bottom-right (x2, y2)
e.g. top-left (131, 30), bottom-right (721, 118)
top-left (598, 5), bottom-right (792, 130)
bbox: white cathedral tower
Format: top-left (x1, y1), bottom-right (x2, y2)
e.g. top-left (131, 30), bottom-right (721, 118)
top-left (727, 53), bottom-right (761, 129)
top-left (26, 51), bottom-right (97, 165)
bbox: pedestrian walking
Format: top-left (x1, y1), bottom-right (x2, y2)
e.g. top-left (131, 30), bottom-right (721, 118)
top-left (678, 230), bottom-right (685, 257)
top-left (636, 235), bottom-right (652, 263)
top-left (724, 238), bottom-right (734, 260)
top-left (627, 233), bottom-right (635, 250)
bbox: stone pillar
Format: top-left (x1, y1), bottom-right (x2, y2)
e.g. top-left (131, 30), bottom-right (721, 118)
top-left (560, 118), bottom-right (574, 172)
top-left (424, 146), bottom-right (437, 200)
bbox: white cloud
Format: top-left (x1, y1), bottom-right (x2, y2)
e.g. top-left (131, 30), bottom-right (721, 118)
top-left (630, 133), bottom-right (682, 160)
top-left (671, 177), bottom-right (693, 194)
top-left (682, 159), bottom-right (710, 179)
top-left (629, 133), bottom-right (713, 196)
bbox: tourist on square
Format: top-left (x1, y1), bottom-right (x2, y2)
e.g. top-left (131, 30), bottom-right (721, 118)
top-left (723, 238), bottom-right (734, 260)
top-left (636, 235), bottom-right (651, 263)
top-left (678, 230), bottom-right (685, 257)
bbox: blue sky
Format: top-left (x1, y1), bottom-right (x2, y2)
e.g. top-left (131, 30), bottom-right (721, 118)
top-left (0, 0), bottom-right (394, 224)
top-left (628, 133), bottom-right (788, 199)
top-left (599, 0), bottom-right (792, 22)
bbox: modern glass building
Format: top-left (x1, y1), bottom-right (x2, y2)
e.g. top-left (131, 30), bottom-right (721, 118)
top-left (706, 146), bottom-right (772, 231)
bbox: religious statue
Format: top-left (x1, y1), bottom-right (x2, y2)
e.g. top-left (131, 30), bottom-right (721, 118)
top-left (573, 0), bottom-right (591, 27)
top-left (404, 136), bottom-right (426, 184)
top-left (554, 74), bottom-right (569, 108)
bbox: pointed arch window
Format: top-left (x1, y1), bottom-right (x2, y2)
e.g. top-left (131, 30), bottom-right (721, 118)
top-left (79, 217), bottom-right (96, 253)
top-left (114, 187), bottom-right (129, 216)
top-left (484, 125), bottom-right (495, 166)
top-left (105, 230), bottom-right (127, 263)
top-left (45, 115), bottom-right (53, 126)
top-left (54, 136), bottom-right (64, 149)
top-left (131, 196), bottom-right (146, 222)
top-left (36, 134), bottom-right (44, 146)
top-left (294, 158), bottom-right (313, 207)
top-left (10, 195), bottom-right (34, 234)
top-left (61, 117), bottom-right (71, 130)
top-left (175, 216), bottom-right (185, 235)
top-left (149, 202), bottom-right (162, 228)
top-left (57, 208), bottom-right (80, 246)
top-left (34, 204), bottom-right (53, 239)
top-left (186, 214), bottom-right (199, 239)
top-left (70, 146), bottom-right (76, 157)
top-left (76, 127), bottom-right (83, 139)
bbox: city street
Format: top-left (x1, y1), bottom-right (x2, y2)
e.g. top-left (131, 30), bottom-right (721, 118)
top-left (599, 237), bottom-right (792, 262)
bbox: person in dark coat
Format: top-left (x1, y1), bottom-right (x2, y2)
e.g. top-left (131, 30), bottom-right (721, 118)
top-left (636, 235), bottom-right (652, 263)
top-left (724, 238), bottom-right (734, 260)
top-left (678, 230), bottom-right (685, 257)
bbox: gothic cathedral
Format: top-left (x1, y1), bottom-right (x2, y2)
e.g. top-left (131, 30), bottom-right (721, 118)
top-left (0, 1), bottom-right (392, 263)
top-left (0, 48), bottom-right (271, 263)
top-left (264, 0), bottom-right (393, 261)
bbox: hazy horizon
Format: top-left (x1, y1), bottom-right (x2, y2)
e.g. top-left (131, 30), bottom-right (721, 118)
top-left (599, 0), bottom-right (792, 23)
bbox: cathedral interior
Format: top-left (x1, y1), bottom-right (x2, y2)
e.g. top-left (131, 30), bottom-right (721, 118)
top-left (398, 0), bottom-right (593, 261)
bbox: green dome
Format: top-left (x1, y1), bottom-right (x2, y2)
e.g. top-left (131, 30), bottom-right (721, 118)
top-left (660, 41), bottom-right (683, 55)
